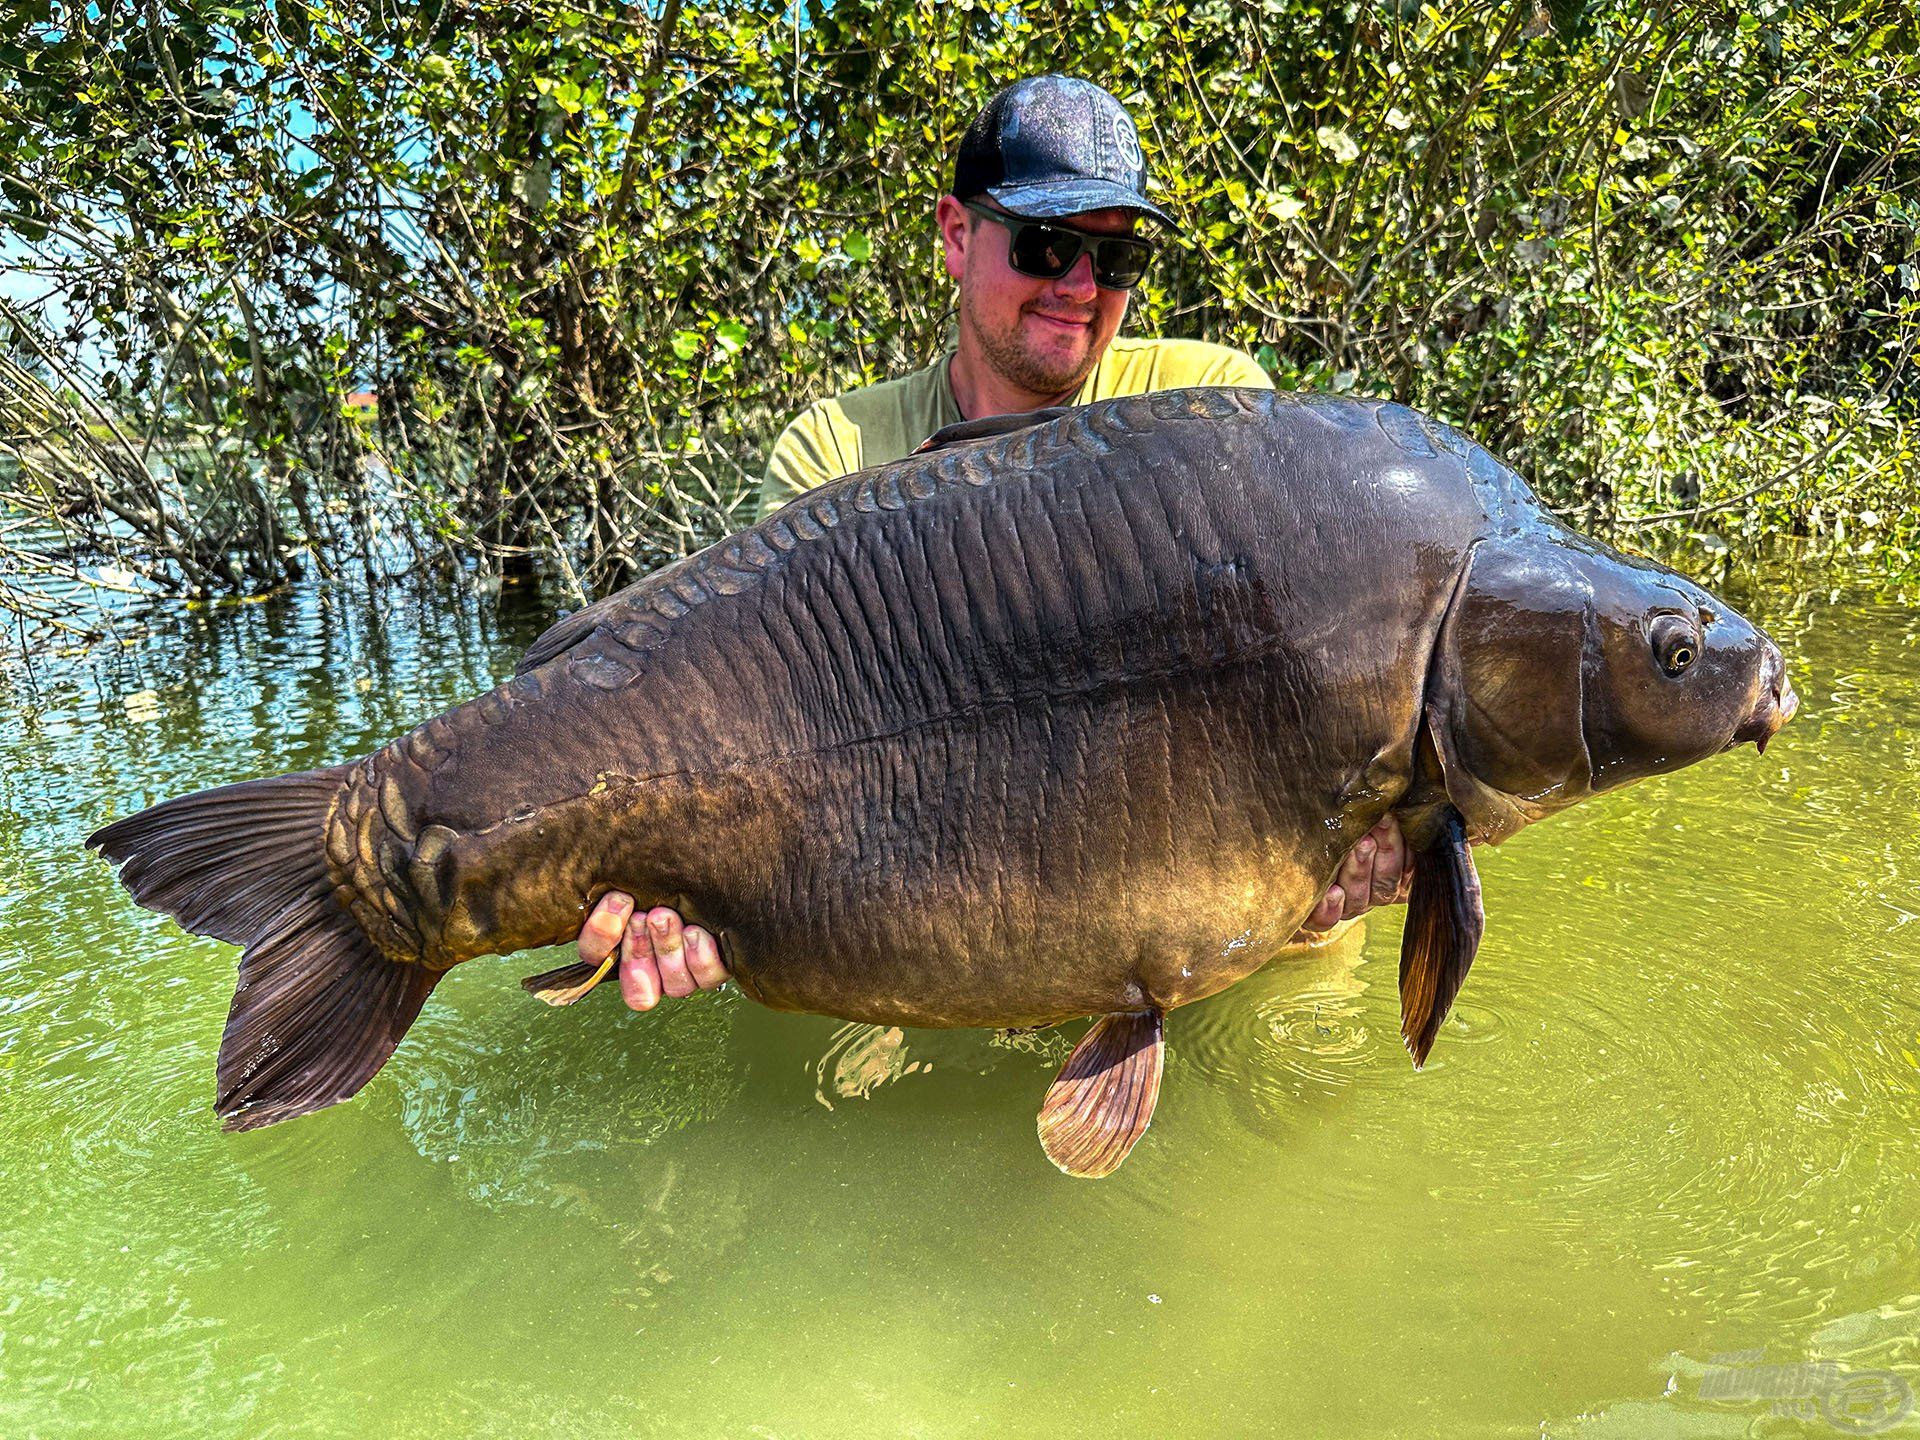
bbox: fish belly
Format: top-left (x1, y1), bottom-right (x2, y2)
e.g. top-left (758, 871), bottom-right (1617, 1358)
top-left (709, 676), bottom-right (1343, 1028)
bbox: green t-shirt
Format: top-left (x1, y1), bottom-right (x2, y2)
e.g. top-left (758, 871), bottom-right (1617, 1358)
top-left (755, 336), bottom-right (1272, 521)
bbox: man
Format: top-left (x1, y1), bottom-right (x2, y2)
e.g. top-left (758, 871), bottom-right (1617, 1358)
top-left (580, 76), bottom-right (1409, 1012)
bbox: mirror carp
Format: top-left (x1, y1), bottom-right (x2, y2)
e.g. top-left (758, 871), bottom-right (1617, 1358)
top-left (89, 388), bottom-right (1797, 1177)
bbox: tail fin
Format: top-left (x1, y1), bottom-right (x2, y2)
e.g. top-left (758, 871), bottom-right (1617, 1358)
top-left (87, 765), bottom-right (441, 1132)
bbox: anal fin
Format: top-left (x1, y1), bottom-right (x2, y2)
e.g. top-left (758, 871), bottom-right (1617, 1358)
top-left (1037, 1009), bottom-right (1165, 1179)
top-left (522, 955), bottom-right (617, 1006)
top-left (1399, 805), bottom-right (1486, 1067)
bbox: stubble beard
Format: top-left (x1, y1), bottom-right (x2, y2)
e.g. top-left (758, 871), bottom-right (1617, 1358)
top-left (961, 284), bottom-right (1098, 399)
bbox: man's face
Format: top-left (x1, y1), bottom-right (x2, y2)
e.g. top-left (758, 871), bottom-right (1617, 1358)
top-left (937, 194), bottom-right (1138, 397)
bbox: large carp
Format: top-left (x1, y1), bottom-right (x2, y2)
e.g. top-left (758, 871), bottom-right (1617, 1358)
top-left (90, 388), bottom-right (1796, 1177)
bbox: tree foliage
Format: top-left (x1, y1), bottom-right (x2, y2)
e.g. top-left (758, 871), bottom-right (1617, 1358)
top-left (1, 0), bottom-right (1916, 632)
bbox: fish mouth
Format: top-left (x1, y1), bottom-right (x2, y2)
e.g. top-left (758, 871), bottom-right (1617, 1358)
top-left (1730, 650), bottom-right (1799, 755)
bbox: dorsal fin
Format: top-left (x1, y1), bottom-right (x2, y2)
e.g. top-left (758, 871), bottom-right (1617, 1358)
top-left (914, 406), bottom-right (1074, 455)
top-left (515, 592), bottom-right (627, 676)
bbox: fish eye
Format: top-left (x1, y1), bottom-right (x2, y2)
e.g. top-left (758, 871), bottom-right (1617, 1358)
top-left (1650, 614), bottom-right (1697, 677)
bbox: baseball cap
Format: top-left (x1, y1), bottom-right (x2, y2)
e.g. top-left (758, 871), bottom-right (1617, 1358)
top-left (952, 75), bottom-right (1173, 227)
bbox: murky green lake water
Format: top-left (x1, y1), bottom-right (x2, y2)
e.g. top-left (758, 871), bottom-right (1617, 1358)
top-left (3, 568), bottom-right (1918, 1438)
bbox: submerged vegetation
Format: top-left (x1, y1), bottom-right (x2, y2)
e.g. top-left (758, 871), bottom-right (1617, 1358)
top-left (0, 0), bottom-right (1916, 640)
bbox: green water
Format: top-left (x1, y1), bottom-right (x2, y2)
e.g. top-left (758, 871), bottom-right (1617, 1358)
top-left (4, 570), bottom-right (1918, 1439)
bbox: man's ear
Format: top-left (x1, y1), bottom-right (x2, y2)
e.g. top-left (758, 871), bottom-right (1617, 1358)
top-left (935, 194), bottom-right (971, 283)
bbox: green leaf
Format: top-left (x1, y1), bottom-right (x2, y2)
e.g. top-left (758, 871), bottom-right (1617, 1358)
top-left (1270, 195), bottom-right (1306, 221)
top-left (1315, 126), bottom-right (1359, 164)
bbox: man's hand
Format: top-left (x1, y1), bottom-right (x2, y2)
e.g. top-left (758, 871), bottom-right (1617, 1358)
top-left (1293, 815), bottom-right (1412, 939)
top-left (577, 893), bottom-right (728, 1011)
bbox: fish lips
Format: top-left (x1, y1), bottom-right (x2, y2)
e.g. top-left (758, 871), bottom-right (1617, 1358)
top-left (1730, 652), bottom-right (1799, 754)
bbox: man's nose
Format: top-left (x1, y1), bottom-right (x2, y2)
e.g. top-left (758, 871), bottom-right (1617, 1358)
top-left (1051, 253), bottom-right (1098, 301)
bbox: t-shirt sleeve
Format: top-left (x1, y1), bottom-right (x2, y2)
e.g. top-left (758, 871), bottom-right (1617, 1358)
top-left (755, 404), bottom-right (850, 522)
top-left (1205, 346), bottom-right (1274, 391)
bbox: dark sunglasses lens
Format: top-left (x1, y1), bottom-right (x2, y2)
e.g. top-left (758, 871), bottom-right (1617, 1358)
top-left (1008, 223), bottom-right (1081, 279)
top-left (1092, 240), bottom-right (1152, 290)
top-left (988, 206), bottom-right (1155, 290)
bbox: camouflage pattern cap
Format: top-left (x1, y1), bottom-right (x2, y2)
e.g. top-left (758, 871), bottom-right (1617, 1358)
top-left (952, 75), bottom-right (1172, 226)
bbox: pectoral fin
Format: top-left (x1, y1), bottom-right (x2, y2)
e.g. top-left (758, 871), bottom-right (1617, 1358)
top-left (1399, 806), bottom-right (1486, 1067)
top-left (1037, 1009), bottom-right (1164, 1179)
top-left (522, 955), bottom-right (618, 1006)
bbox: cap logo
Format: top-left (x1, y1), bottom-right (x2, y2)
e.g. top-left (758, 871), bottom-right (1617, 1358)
top-left (1111, 112), bottom-right (1142, 176)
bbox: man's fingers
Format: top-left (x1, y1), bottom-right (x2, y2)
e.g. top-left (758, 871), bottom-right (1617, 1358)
top-left (649, 907), bottom-right (696, 998)
top-left (1297, 817), bottom-right (1414, 937)
top-left (684, 925), bottom-right (728, 990)
top-left (1369, 817), bottom-right (1408, 905)
top-left (579, 891), bottom-right (634, 965)
top-left (592, 901), bottom-right (722, 1011)
top-left (619, 913), bottom-right (662, 1011)
top-left (1338, 835), bottom-right (1377, 921)
top-left (1303, 883), bottom-right (1346, 932)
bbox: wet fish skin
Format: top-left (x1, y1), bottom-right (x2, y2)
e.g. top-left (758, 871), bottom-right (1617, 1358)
top-left (331, 389), bottom-right (1482, 1025)
top-left (90, 386), bottom-right (1790, 1138)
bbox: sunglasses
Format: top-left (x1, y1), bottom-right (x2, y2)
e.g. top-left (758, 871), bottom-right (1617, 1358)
top-left (962, 201), bottom-right (1158, 291)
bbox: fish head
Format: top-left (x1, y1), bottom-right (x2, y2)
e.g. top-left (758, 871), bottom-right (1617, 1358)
top-left (1424, 529), bottom-right (1796, 842)
top-left (1576, 537), bottom-right (1797, 786)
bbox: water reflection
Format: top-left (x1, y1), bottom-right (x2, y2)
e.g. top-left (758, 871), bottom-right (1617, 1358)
top-left (397, 978), bottom-right (743, 1210)
top-left (813, 1022), bottom-right (928, 1110)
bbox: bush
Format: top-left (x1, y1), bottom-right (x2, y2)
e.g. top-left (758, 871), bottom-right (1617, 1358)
top-left (1, 0), bottom-right (1915, 625)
